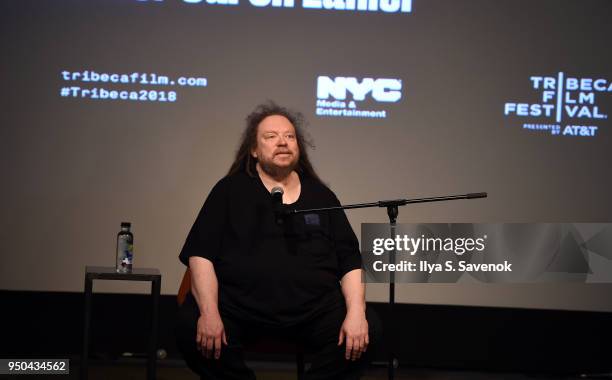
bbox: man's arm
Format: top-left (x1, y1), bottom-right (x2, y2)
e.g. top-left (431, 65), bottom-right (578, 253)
top-left (189, 256), bottom-right (227, 359)
top-left (338, 268), bottom-right (369, 361)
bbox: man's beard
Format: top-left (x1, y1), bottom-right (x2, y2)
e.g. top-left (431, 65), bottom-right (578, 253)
top-left (258, 157), bottom-right (298, 179)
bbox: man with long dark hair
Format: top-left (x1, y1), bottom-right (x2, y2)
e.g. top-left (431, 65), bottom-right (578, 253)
top-left (176, 102), bottom-right (377, 379)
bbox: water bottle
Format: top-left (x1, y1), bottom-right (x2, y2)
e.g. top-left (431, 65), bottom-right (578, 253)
top-left (116, 222), bottom-right (134, 273)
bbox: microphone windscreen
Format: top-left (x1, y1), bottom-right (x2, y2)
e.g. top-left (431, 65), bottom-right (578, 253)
top-left (271, 186), bottom-right (284, 197)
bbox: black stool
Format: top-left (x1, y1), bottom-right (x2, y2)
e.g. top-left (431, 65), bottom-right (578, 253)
top-left (81, 266), bottom-right (161, 380)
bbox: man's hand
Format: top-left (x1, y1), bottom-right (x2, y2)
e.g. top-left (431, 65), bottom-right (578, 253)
top-left (337, 310), bottom-right (369, 361)
top-left (196, 311), bottom-right (228, 360)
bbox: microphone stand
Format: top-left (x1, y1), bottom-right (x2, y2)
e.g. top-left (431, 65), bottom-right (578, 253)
top-left (289, 192), bottom-right (488, 380)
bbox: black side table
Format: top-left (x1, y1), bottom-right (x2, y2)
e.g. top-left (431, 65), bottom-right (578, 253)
top-left (81, 266), bottom-right (162, 380)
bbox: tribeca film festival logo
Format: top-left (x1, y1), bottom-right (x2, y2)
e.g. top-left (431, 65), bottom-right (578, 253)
top-left (315, 76), bottom-right (402, 119)
top-left (504, 72), bottom-right (610, 137)
top-left (138, 0), bottom-right (412, 13)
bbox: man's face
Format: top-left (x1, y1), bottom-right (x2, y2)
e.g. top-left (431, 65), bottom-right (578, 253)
top-left (251, 115), bottom-right (300, 177)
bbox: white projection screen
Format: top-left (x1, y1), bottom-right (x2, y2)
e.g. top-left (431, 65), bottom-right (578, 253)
top-left (1, 0), bottom-right (611, 312)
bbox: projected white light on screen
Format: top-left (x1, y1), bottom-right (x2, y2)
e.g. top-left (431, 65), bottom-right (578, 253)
top-left (315, 75), bottom-right (402, 119)
top-left (503, 72), bottom-right (610, 137)
top-left (146, 0), bottom-right (413, 13)
top-left (58, 69), bottom-right (208, 103)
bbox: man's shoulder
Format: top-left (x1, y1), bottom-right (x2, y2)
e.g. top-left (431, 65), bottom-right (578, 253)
top-left (302, 175), bottom-right (339, 203)
top-left (220, 170), bottom-right (255, 185)
top-left (209, 171), bottom-right (254, 195)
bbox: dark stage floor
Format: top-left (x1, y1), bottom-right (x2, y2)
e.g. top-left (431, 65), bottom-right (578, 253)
top-left (3, 359), bottom-right (608, 380)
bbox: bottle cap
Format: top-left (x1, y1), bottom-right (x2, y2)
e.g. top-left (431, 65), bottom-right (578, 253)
top-left (121, 222), bottom-right (131, 228)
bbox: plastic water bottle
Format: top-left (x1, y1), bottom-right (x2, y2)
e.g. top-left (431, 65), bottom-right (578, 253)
top-left (116, 222), bottom-right (134, 273)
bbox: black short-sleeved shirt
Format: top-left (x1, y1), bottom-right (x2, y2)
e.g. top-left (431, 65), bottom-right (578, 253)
top-left (179, 171), bottom-right (362, 327)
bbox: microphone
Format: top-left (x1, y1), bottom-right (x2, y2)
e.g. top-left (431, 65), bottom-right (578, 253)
top-left (270, 187), bottom-right (284, 225)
